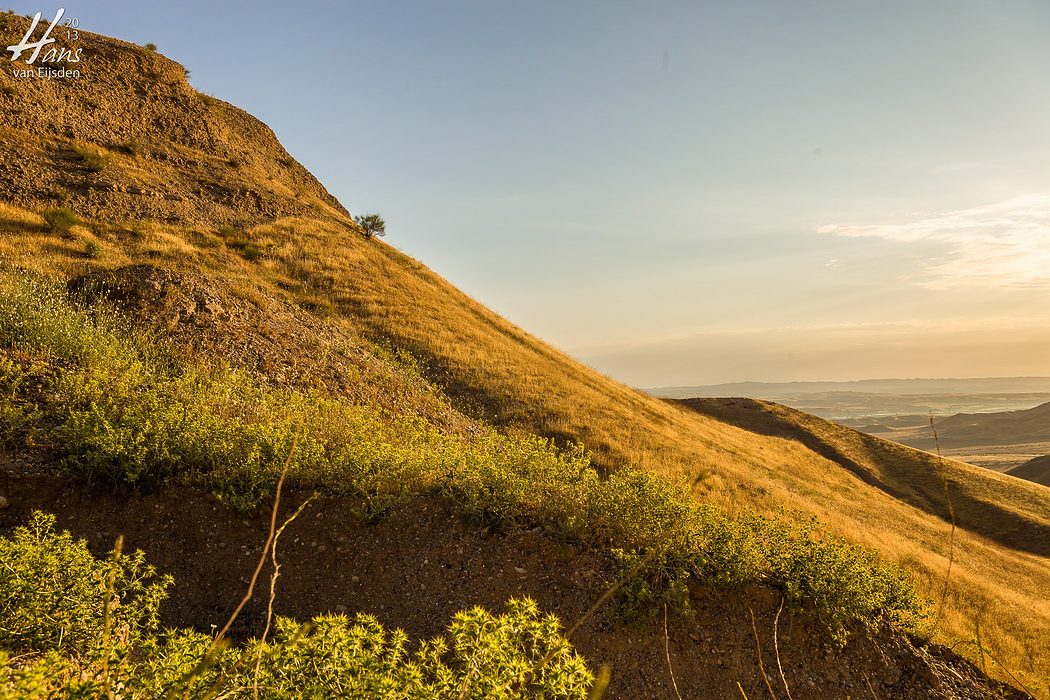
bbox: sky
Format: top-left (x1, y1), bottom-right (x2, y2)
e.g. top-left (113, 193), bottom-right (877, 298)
top-left (7, 1), bottom-right (1050, 386)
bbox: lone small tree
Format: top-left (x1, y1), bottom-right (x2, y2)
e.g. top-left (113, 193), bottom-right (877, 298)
top-left (354, 213), bottom-right (386, 239)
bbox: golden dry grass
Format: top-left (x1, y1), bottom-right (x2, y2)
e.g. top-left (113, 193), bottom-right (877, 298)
top-left (0, 203), bottom-right (1047, 694)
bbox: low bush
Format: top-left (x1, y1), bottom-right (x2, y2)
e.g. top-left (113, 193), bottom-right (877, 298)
top-left (0, 512), bottom-right (170, 655)
top-left (41, 207), bottom-right (78, 233)
top-left (231, 240), bottom-right (264, 262)
top-left (0, 513), bottom-right (593, 698)
top-left (72, 147), bottom-right (108, 173)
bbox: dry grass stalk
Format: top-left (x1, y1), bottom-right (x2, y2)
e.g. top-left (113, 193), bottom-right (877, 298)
top-left (213, 432), bottom-right (299, 646)
top-left (587, 666), bottom-right (611, 699)
top-left (748, 608), bottom-right (777, 700)
top-left (772, 598), bottom-right (792, 700)
top-left (252, 492), bottom-right (317, 698)
top-left (663, 602), bottom-right (683, 700)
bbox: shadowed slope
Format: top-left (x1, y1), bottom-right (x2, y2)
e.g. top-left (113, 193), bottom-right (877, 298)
top-left (1009, 456), bottom-right (1050, 487)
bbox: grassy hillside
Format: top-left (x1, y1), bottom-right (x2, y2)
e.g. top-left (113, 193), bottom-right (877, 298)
top-left (0, 13), bottom-right (1047, 695)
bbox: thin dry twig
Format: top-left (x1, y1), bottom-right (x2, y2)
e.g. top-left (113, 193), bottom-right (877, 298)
top-left (737, 681), bottom-right (751, 699)
top-left (922, 415), bottom-right (960, 643)
top-left (949, 639), bottom-right (1036, 697)
top-left (213, 433), bottom-right (299, 646)
top-left (663, 602), bottom-right (683, 700)
top-left (252, 492), bottom-right (317, 698)
top-left (456, 662), bottom-right (479, 700)
top-left (772, 598), bottom-right (793, 700)
top-left (863, 672), bottom-right (878, 699)
top-left (933, 477), bottom-right (957, 633)
top-left (748, 608), bottom-right (777, 700)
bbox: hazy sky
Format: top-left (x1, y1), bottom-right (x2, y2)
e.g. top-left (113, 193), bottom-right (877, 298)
top-left (10, 1), bottom-right (1050, 385)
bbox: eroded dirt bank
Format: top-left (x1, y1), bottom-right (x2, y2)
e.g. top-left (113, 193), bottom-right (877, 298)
top-left (0, 461), bottom-right (1021, 699)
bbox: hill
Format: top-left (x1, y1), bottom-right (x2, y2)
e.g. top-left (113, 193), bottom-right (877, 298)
top-left (861, 402), bottom-right (1050, 475)
top-left (1009, 456), bottom-right (1050, 487)
top-left (0, 13), bottom-right (1047, 697)
top-left (925, 403), bottom-right (1050, 448)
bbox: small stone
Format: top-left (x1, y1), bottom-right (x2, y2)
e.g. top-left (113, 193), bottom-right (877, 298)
top-left (0, 496), bottom-right (8, 509)
top-left (514, 566), bottom-right (527, 575)
top-left (351, 575), bottom-right (360, 583)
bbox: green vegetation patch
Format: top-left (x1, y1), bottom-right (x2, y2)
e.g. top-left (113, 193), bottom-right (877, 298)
top-left (0, 512), bottom-right (592, 698)
top-left (72, 146), bottom-right (109, 173)
top-left (41, 208), bottom-right (78, 233)
top-left (0, 270), bottom-right (925, 640)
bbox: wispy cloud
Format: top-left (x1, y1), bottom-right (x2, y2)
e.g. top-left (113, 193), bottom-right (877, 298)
top-left (818, 194), bottom-right (1050, 288)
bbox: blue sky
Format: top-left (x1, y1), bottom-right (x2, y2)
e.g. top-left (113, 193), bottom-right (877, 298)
top-left (8, 1), bottom-right (1050, 384)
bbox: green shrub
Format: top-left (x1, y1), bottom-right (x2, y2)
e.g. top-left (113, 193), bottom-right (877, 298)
top-left (0, 272), bottom-right (140, 367)
top-left (72, 147), bottom-right (108, 173)
top-left (230, 240), bottom-right (264, 262)
top-left (115, 140), bottom-right (144, 157)
top-left (0, 85), bottom-right (17, 99)
top-left (126, 220), bottom-right (150, 238)
top-left (41, 208), bottom-right (78, 233)
top-left (0, 512), bottom-right (170, 655)
top-left (0, 513), bottom-right (593, 698)
top-left (144, 42), bottom-right (157, 52)
top-left (84, 241), bottom-right (102, 259)
top-left (0, 359), bottom-right (41, 448)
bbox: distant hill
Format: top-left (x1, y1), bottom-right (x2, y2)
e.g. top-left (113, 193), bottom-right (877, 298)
top-left (1007, 455), bottom-right (1050, 486)
top-left (885, 402), bottom-right (1050, 449)
top-left (1009, 455), bottom-right (1050, 487)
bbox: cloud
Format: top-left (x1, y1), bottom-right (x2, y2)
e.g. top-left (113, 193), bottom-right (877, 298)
top-left (818, 194), bottom-right (1050, 288)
